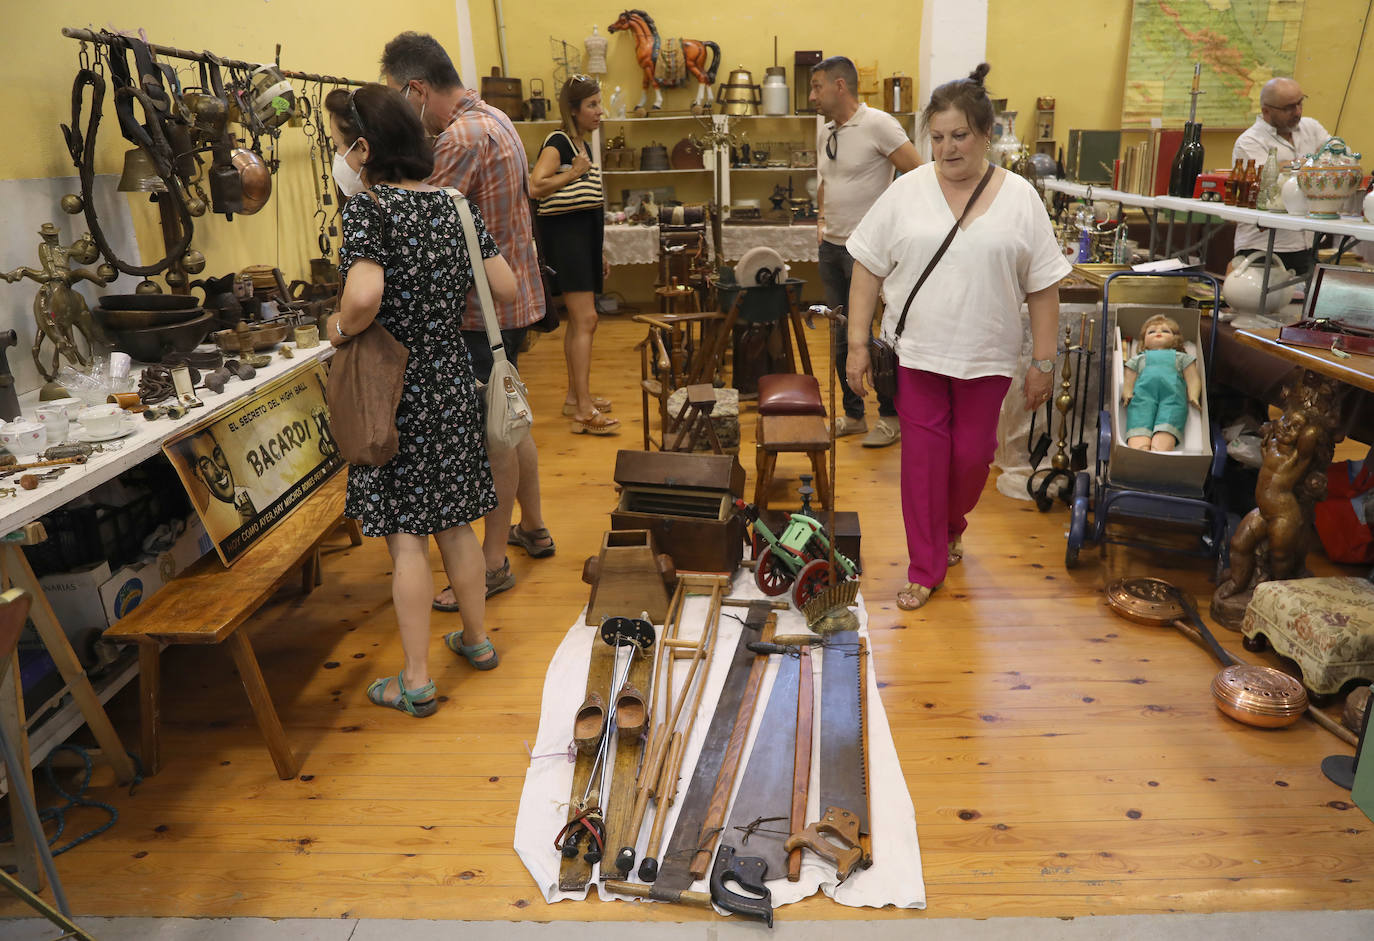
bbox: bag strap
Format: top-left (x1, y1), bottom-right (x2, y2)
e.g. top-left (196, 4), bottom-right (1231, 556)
top-left (890, 162), bottom-right (997, 342)
top-left (447, 188), bottom-right (507, 363)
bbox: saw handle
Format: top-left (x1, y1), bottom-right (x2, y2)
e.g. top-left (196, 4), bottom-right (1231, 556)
top-left (604, 880), bottom-right (715, 911)
top-left (709, 845), bottom-right (773, 927)
top-left (783, 805), bottom-right (864, 882)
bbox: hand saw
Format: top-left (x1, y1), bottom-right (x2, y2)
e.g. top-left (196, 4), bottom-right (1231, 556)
top-left (784, 631), bottom-right (871, 882)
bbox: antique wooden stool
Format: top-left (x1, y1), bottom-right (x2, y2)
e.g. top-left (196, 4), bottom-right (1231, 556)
top-left (1242, 576), bottom-right (1374, 700)
top-left (753, 374), bottom-right (831, 512)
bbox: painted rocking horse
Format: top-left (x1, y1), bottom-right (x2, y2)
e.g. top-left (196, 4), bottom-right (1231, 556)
top-left (609, 10), bottom-right (721, 114)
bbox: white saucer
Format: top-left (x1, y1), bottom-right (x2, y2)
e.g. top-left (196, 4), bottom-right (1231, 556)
top-left (75, 423), bottom-right (135, 443)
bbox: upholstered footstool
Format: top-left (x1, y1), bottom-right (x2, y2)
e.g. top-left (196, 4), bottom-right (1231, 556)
top-left (1242, 577), bottom-right (1374, 699)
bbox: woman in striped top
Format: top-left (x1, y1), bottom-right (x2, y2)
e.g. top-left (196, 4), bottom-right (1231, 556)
top-left (530, 75), bottom-right (618, 435)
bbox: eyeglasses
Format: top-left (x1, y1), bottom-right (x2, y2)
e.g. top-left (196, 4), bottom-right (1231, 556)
top-left (1264, 95), bottom-right (1306, 113)
top-left (825, 127), bottom-right (839, 160)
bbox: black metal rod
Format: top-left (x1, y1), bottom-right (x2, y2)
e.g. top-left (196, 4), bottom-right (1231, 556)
top-left (61, 27), bottom-right (368, 87)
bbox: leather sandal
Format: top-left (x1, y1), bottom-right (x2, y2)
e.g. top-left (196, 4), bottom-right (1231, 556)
top-left (947, 538), bottom-right (964, 567)
top-left (562, 395), bottom-right (612, 416)
top-left (569, 409), bottom-right (620, 436)
top-left (614, 681), bottom-right (647, 741)
top-left (574, 691), bottom-right (607, 754)
top-left (508, 524), bottom-right (556, 558)
top-left (443, 631), bottom-right (500, 670)
top-left (366, 673), bottom-right (438, 717)
top-left (896, 582), bottom-right (939, 611)
top-left (432, 559), bottom-right (516, 612)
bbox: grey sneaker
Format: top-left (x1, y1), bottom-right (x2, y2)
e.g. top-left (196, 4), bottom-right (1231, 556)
top-left (834, 415), bottom-right (868, 437)
top-left (862, 416), bottom-right (901, 448)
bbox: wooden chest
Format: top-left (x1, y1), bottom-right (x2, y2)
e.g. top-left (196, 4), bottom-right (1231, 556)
top-left (883, 75), bottom-right (913, 114)
top-left (611, 450), bottom-right (746, 574)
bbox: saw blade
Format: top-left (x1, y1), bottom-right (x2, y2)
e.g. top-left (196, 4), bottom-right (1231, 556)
top-left (717, 653), bottom-right (801, 879)
top-left (818, 630), bottom-right (867, 832)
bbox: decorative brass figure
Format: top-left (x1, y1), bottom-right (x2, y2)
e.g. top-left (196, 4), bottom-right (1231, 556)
top-left (2, 223), bottom-right (108, 386)
top-left (1051, 325), bottom-right (1074, 472)
top-left (1211, 372), bottom-right (1341, 628)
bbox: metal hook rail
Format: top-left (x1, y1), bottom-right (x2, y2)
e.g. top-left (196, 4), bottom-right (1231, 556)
top-left (60, 27), bottom-right (369, 88)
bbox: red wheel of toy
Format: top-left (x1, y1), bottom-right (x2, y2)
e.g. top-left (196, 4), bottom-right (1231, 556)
top-left (792, 558), bottom-right (833, 608)
top-left (755, 547), bottom-right (792, 596)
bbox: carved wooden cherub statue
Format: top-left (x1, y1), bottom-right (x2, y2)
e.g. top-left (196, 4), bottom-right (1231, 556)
top-left (1211, 373), bottom-right (1341, 627)
top-left (2, 223), bottom-right (108, 383)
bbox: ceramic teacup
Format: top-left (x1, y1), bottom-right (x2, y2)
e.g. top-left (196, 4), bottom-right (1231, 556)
top-left (77, 405), bottom-right (125, 438)
top-left (33, 404), bottom-right (70, 446)
top-left (1, 420), bottom-right (47, 456)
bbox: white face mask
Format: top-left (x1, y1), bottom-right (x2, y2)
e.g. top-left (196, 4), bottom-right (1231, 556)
top-left (404, 85), bottom-right (435, 140)
top-left (332, 140), bottom-right (364, 197)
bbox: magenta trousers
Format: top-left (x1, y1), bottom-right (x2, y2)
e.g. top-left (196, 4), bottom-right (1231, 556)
top-left (895, 367), bottom-right (1013, 588)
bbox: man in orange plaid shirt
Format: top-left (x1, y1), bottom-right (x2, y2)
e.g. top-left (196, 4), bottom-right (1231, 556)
top-left (382, 32), bottom-right (556, 613)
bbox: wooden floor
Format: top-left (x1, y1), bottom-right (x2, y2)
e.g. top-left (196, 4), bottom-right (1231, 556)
top-left (4, 316), bottom-right (1372, 921)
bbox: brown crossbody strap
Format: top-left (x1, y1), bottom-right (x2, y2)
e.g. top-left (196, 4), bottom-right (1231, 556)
top-left (889, 162), bottom-right (997, 342)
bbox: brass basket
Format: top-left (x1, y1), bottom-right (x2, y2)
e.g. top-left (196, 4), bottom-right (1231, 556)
top-left (1072, 264), bottom-right (1189, 304)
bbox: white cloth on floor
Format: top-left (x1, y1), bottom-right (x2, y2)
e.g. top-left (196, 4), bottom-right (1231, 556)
top-left (513, 570), bottom-right (926, 912)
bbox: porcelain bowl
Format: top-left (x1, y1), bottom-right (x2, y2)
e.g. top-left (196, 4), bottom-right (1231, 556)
top-left (1296, 164), bottom-right (1363, 218)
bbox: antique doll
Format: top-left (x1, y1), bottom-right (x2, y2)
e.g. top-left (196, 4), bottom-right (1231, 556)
top-left (1121, 313), bottom-right (1201, 451)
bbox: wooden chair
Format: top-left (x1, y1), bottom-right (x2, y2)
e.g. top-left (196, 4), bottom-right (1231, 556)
top-left (635, 311), bottom-right (727, 450)
top-left (856, 62), bottom-right (880, 106)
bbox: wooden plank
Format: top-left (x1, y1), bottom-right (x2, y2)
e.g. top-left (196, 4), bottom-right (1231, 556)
top-left (4, 317), bottom-right (1371, 925)
top-left (0, 648), bottom-right (42, 890)
top-left (557, 627), bottom-right (616, 891)
top-left (104, 475), bottom-right (347, 645)
top-left (227, 630), bottom-right (298, 780)
top-left (599, 634), bottom-right (654, 878)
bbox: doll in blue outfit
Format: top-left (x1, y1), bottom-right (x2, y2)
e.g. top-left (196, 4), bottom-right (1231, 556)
top-left (1121, 313), bottom-right (1201, 451)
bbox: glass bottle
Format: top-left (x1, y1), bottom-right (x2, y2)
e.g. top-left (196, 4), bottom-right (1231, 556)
top-left (1243, 158), bottom-right (1259, 208)
top-left (1170, 63), bottom-right (1206, 198)
top-left (1224, 158), bottom-right (1244, 205)
top-left (1257, 147), bottom-right (1281, 210)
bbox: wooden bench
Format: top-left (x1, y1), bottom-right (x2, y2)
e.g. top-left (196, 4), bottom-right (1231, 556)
top-left (104, 473), bottom-right (360, 780)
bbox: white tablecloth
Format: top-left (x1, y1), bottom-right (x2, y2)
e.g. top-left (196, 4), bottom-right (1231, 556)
top-left (513, 570), bottom-right (926, 912)
top-left (602, 225), bottom-right (822, 266)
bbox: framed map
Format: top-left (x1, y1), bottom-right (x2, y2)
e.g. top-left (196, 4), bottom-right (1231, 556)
top-left (1122, 0), bottom-right (1306, 129)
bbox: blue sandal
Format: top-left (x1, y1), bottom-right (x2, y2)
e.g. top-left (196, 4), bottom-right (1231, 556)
top-left (366, 673), bottom-right (439, 717)
top-left (444, 632), bottom-right (500, 670)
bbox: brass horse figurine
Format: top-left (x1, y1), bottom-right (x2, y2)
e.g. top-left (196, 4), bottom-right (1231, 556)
top-left (609, 9), bottom-right (721, 114)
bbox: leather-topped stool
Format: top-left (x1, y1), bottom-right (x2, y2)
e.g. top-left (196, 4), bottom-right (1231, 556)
top-left (1242, 576), bottom-right (1374, 700)
top-left (754, 374), bottom-right (831, 512)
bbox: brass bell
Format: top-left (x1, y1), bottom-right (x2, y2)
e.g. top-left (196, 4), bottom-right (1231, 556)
top-left (182, 250), bottom-right (207, 274)
top-left (70, 235), bottom-right (99, 265)
top-left (165, 269), bottom-right (189, 289)
top-left (117, 147), bottom-right (167, 193)
top-left (135, 279), bottom-right (163, 295)
top-left (96, 263), bottom-right (117, 282)
top-left (61, 194), bottom-right (84, 215)
top-left (185, 192), bottom-right (208, 217)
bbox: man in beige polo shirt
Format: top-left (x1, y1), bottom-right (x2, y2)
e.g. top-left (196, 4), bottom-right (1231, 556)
top-left (813, 56), bottom-right (922, 447)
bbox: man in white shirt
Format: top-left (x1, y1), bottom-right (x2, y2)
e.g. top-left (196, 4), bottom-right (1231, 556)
top-left (813, 56), bottom-right (922, 447)
top-left (1232, 77), bottom-right (1329, 274)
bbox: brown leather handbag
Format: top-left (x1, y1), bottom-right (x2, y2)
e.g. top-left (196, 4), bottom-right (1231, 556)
top-left (326, 323), bottom-right (409, 466)
top-left (869, 163), bottom-right (995, 400)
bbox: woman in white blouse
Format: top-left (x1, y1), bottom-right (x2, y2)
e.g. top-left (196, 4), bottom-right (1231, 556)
top-left (844, 63), bottom-right (1070, 611)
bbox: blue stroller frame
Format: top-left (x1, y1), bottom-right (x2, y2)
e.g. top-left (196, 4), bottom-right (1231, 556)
top-left (1065, 270), bottom-right (1230, 572)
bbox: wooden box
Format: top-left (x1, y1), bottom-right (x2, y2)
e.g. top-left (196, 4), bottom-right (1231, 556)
top-left (883, 75), bottom-right (913, 114)
top-left (1279, 264), bottom-right (1374, 355)
top-left (611, 450), bottom-right (746, 574)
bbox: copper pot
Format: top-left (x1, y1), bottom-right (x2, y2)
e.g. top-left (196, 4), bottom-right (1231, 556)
top-left (1104, 578), bottom-right (1355, 745)
top-left (231, 148), bottom-right (272, 215)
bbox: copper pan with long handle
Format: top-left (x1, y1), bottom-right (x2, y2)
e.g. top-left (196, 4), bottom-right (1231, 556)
top-left (1105, 577), bottom-right (1356, 747)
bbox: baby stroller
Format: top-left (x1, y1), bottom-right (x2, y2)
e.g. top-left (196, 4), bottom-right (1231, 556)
top-left (1065, 271), bottom-right (1229, 574)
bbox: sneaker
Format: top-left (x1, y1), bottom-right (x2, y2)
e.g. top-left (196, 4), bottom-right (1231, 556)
top-left (861, 416), bottom-right (901, 448)
top-left (833, 415), bottom-right (868, 437)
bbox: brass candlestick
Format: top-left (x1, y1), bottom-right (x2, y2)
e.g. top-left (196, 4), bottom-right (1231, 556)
top-left (1050, 325), bottom-right (1074, 472)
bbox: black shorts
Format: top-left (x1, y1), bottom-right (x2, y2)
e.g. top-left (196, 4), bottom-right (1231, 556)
top-left (536, 208), bottom-right (604, 295)
top-left (462, 327), bottom-right (526, 384)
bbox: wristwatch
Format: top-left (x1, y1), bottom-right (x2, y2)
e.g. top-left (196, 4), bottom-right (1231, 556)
top-left (1031, 357), bottom-right (1056, 373)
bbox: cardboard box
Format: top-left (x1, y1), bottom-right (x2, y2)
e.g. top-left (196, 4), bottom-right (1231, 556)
top-left (99, 559), bottom-right (165, 625)
top-left (38, 561), bottom-right (113, 638)
top-left (166, 513), bottom-right (212, 576)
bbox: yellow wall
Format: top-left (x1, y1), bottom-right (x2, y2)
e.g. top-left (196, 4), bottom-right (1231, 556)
top-left (987, 0), bottom-right (1373, 170)
top-left (1, 1), bottom-right (469, 285)
top-left (6, 2), bottom-right (1369, 295)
